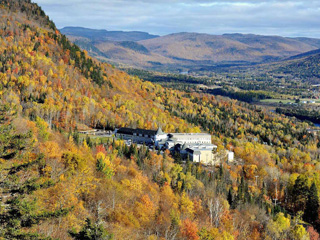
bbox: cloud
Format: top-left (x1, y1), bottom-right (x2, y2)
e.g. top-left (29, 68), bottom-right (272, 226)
top-left (34, 0), bottom-right (320, 37)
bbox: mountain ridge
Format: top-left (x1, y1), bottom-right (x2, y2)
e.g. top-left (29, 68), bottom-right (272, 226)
top-left (61, 27), bottom-right (320, 71)
top-left (60, 26), bottom-right (159, 42)
top-left (285, 48), bottom-right (320, 60)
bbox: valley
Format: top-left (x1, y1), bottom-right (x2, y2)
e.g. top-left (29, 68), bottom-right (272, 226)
top-left (62, 26), bottom-right (320, 123)
top-left (121, 48), bottom-right (320, 127)
top-left (61, 26), bottom-right (320, 72)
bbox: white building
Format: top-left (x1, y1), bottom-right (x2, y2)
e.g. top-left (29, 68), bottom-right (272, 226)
top-left (173, 142), bottom-right (217, 164)
top-left (166, 133), bottom-right (212, 149)
top-left (115, 127), bottom-right (167, 147)
top-left (227, 151), bottom-right (234, 162)
top-left (185, 143), bottom-right (217, 164)
top-left (115, 127), bottom-right (217, 163)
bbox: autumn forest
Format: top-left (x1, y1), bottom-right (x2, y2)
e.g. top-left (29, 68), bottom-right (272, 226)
top-left (0, 1), bottom-right (320, 240)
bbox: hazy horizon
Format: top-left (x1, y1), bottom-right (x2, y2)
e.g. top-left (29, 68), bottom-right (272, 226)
top-left (60, 26), bottom-right (320, 39)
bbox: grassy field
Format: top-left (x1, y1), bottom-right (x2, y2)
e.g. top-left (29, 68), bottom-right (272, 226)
top-left (260, 98), bottom-right (320, 104)
top-left (79, 134), bottom-right (114, 144)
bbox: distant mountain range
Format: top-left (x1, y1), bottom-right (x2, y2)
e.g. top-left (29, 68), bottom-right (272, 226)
top-left (60, 26), bottom-right (320, 71)
top-left (60, 27), bottom-right (159, 42)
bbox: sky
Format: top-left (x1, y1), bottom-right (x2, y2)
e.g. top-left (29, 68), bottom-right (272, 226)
top-left (34, 0), bottom-right (320, 38)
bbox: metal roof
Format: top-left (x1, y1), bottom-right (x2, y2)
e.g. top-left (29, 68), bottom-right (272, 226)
top-left (117, 127), bottom-right (157, 136)
top-left (156, 127), bottom-right (165, 135)
top-left (117, 127), bottom-right (166, 136)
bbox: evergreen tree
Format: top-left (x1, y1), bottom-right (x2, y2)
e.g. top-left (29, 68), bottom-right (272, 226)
top-left (258, 182), bottom-right (267, 208)
top-left (73, 131), bottom-right (80, 145)
top-left (219, 163), bottom-right (224, 179)
top-left (112, 138), bottom-right (116, 149)
top-left (244, 181), bottom-right (251, 203)
top-left (86, 135), bottom-right (93, 148)
top-left (123, 143), bottom-right (129, 157)
top-left (292, 175), bottom-right (309, 212)
top-left (0, 104), bottom-right (31, 160)
top-left (0, 105), bottom-right (69, 239)
top-left (173, 151), bottom-right (182, 164)
top-left (303, 182), bottom-right (319, 225)
top-left (238, 176), bottom-right (245, 201)
top-left (69, 218), bottom-right (113, 240)
top-left (227, 188), bottom-right (234, 208)
top-left (129, 143), bottom-right (137, 158)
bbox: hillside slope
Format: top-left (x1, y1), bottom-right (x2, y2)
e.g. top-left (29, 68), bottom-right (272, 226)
top-left (286, 48), bottom-right (320, 60)
top-left (276, 52), bottom-right (320, 81)
top-left (1, 1), bottom-right (320, 240)
top-left (0, 2), bottom-right (200, 133)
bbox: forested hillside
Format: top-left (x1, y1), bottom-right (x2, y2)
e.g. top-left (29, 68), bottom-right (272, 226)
top-left (0, 0), bottom-right (201, 133)
top-left (1, 1), bottom-right (320, 239)
top-left (276, 53), bottom-right (320, 81)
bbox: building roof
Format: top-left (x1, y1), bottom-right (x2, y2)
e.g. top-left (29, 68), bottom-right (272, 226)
top-left (181, 143), bottom-right (188, 150)
top-left (185, 143), bottom-right (217, 154)
top-left (184, 143), bottom-right (217, 149)
top-left (169, 133), bottom-right (211, 137)
top-left (156, 127), bottom-right (166, 135)
top-left (168, 133), bottom-right (212, 141)
top-left (117, 127), bottom-right (157, 136)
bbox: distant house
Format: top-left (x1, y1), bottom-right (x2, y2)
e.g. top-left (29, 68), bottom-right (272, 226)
top-left (115, 127), bottom-right (167, 147)
top-left (307, 128), bottom-right (320, 136)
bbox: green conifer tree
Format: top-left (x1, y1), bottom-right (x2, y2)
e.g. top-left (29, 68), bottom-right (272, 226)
top-left (303, 182), bottom-right (319, 225)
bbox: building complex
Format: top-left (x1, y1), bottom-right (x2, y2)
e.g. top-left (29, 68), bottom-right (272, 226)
top-left (115, 127), bottom-right (217, 164)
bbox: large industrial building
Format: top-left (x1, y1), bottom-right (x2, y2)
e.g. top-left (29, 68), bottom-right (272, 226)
top-left (115, 127), bottom-right (217, 164)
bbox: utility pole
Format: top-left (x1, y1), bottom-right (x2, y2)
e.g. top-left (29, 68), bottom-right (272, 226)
top-left (255, 175), bottom-right (259, 186)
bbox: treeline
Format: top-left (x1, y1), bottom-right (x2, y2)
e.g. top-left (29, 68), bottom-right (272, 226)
top-left (207, 88), bottom-right (273, 103)
top-left (276, 107), bottom-right (320, 125)
top-left (125, 68), bottom-right (213, 86)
